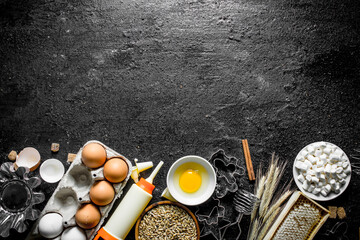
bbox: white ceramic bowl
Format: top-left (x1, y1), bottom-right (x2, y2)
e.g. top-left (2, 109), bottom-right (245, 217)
top-left (167, 156), bottom-right (216, 206)
top-left (293, 142), bottom-right (351, 201)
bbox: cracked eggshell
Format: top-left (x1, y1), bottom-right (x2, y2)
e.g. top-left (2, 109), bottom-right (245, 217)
top-left (15, 147), bottom-right (41, 171)
top-left (40, 159), bottom-right (65, 183)
top-left (26, 140), bottom-right (132, 240)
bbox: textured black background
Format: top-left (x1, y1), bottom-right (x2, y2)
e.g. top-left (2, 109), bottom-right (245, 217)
top-left (1, 0), bottom-right (360, 239)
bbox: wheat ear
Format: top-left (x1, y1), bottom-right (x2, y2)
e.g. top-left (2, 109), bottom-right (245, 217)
top-left (251, 174), bottom-right (266, 221)
top-left (259, 154), bottom-right (278, 217)
top-left (248, 218), bottom-right (259, 240)
top-left (257, 207), bottom-right (281, 240)
top-left (262, 189), bottom-right (292, 223)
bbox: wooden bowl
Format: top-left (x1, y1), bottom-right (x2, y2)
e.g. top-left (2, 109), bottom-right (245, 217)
top-left (135, 201), bottom-right (200, 240)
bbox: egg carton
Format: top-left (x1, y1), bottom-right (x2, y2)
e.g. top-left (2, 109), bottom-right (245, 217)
top-left (26, 140), bottom-right (132, 240)
top-left (263, 191), bottom-right (330, 240)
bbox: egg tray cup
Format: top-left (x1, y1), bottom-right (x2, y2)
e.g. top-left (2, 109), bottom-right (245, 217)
top-left (263, 191), bottom-right (330, 240)
top-left (26, 140), bottom-right (132, 240)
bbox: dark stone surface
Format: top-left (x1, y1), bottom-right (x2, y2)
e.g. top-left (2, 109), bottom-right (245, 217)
top-left (0, 0), bottom-right (359, 239)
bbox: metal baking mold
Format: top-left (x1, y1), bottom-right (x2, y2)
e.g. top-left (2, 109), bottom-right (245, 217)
top-left (26, 140), bottom-right (132, 240)
top-left (0, 163), bottom-right (45, 238)
top-left (196, 150), bottom-right (249, 240)
top-left (209, 149), bottom-right (245, 198)
top-left (219, 214), bottom-right (243, 240)
top-left (195, 196), bottom-right (225, 225)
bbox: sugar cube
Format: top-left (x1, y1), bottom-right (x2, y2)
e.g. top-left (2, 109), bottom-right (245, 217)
top-left (338, 172), bottom-right (347, 179)
top-left (323, 147), bottom-right (332, 155)
top-left (308, 169), bottom-right (315, 176)
top-left (8, 150), bottom-right (17, 161)
top-left (308, 155), bottom-right (317, 164)
top-left (324, 165), bottom-right (331, 175)
top-left (319, 154), bottom-right (327, 161)
top-left (295, 161), bottom-right (306, 171)
top-left (334, 149), bottom-right (343, 156)
top-left (296, 156), bottom-right (305, 162)
top-left (337, 207), bottom-right (346, 219)
top-left (51, 143), bottom-right (60, 152)
top-left (328, 206), bottom-right (337, 219)
top-left (319, 174), bottom-right (326, 182)
top-left (67, 153), bottom-right (77, 163)
top-left (302, 180), bottom-right (310, 190)
top-left (307, 145), bottom-right (315, 153)
top-left (334, 183), bottom-right (340, 193)
top-left (335, 167), bottom-right (343, 174)
top-left (324, 184), bottom-right (331, 193)
top-left (306, 174), bottom-right (312, 182)
top-left (311, 176), bottom-right (319, 184)
top-left (313, 187), bottom-right (321, 195)
top-left (317, 160), bottom-right (324, 167)
top-left (300, 150), bottom-right (308, 157)
top-left (321, 189), bottom-right (328, 196)
top-left (315, 149), bottom-right (322, 157)
top-left (304, 160), bottom-right (312, 168)
top-left (315, 167), bottom-right (323, 177)
top-left (330, 179), bottom-right (336, 188)
top-left (297, 174), bottom-right (305, 183)
top-left (329, 153), bottom-right (340, 163)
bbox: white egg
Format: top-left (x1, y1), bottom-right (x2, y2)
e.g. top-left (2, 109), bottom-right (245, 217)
top-left (38, 213), bottom-right (63, 239)
top-left (61, 226), bottom-right (87, 240)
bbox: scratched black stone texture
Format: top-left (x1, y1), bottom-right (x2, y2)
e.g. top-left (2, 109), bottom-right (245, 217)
top-left (0, 0), bottom-right (359, 239)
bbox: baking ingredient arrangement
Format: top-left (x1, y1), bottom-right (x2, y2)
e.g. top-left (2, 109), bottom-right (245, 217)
top-left (0, 140), bottom-right (352, 240)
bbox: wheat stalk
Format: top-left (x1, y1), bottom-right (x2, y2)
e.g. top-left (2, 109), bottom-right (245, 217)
top-left (251, 174), bottom-right (266, 221)
top-left (262, 190), bottom-right (292, 223)
top-left (259, 154), bottom-right (278, 217)
top-left (247, 153), bottom-right (292, 240)
top-left (257, 207), bottom-right (281, 240)
top-left (248, 218), bottom-right (259, 240)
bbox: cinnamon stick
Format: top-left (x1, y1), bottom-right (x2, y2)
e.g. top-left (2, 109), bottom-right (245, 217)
top-left (242, 139), bottom-right (255, 181)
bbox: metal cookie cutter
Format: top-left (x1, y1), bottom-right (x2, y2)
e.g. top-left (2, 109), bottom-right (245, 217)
top-left (210, 149), bottom-right (245, 198)
top-left (196, 150), bottom-right (251, 240)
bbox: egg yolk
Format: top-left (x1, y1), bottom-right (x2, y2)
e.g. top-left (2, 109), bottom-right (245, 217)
top-left (179, 169), bottom-right (202, 193)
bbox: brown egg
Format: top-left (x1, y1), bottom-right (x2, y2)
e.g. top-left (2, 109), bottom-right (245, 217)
top-left (81, 143), bottom-right (106, 168)
top-left (89, 180), bottom-right (115, 206)
top-left (103, 158), bottom-right (129, 183)
top-left (75, 204), bottom-right (100, 229)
